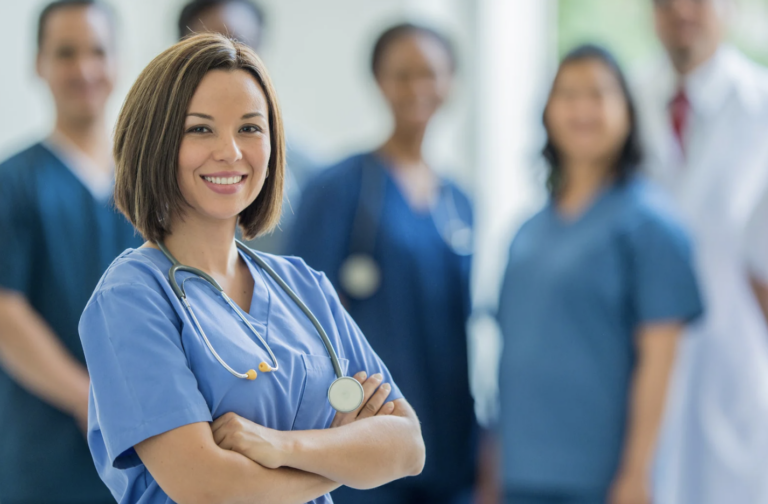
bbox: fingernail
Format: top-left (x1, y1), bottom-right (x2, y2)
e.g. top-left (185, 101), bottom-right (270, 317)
top-left (382, 383), bottom-right (391, 391)
top-left (358, 371), bottom-right (367, 380)
top-left (372, 373), bottom-right (383, 381)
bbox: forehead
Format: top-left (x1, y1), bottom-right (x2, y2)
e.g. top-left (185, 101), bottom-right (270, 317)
top-left (41, 5), bottom-right (112, 51)
top-left (379, 33), bottom-right (453, 71)
top-left (555, 59), bottom-right (622, 88)
top-left (187, 69), bottom-right (268, 112)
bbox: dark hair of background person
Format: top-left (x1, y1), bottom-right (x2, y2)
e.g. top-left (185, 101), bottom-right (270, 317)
top-left (178, 0), bottom-right (265, 41)
top-left (542, 44), bottom-right (643, 196)
top-left (371, 22), bottom-right (457, 77)
top-left (113, 32), bottom-right (285, 243)
top-left (37, 0), bottom-right (115, 51)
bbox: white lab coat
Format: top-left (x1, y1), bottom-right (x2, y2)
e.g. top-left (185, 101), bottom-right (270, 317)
top-left (633, 46), bottom-right (768, 504)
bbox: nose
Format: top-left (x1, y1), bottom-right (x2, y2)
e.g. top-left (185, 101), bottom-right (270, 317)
top-left (212, 133), bottom-right (243, 165)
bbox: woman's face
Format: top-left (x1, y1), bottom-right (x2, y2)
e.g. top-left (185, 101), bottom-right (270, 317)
top-left (545, 59), bottom-right (630, 166)
top-left (376, 33), bottom-right (453, 129)
top-left (177, 69), bottom-right (271, 225)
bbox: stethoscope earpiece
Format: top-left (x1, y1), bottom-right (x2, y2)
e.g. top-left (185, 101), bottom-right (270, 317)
top-left (246, 369), bottom-right (257, 380)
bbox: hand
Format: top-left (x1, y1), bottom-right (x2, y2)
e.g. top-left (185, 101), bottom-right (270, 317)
top-left (609, 469), bottom-right (651, 504)
top-left (212, 412), bottom-right (288, 469)
top-left (331, 371), bottom-right (396, 428)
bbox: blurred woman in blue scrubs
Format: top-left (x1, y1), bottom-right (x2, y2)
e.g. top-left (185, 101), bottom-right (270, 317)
top-left (78, 33), bottom-right (424, 504)
top-left (289, 23), bottom-right (479, 504)
top-left (496, 45), bottom-right (703, 504)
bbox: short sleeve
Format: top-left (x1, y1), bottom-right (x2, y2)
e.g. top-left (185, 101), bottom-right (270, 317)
top-left (316, 272), bottom-right (404, 403)
top-left (79, 282), bottom-right (212, 469)
top-left (0, 169), bottom-right (35, 294)
top-left (626, 216), bottom-right (704, 324)
top-left (744, 190), bottom-right (768, 283)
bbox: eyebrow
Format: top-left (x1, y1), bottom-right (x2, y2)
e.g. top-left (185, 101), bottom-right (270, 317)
top-left (186, 112), bottom-right (266, 120)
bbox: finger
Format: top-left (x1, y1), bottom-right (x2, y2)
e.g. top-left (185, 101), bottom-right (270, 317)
top-left (357, 383), bottom-right (392, 420)
top-left (332, 371), bottom-right (367, 428)
top-left (375, 400), bottom-right (396, 416)
top-left (211, 412), bottom-right (238, 434)
top-left (353, 373), bottom-right (383, 415)
top-left (339, 372), bottom-right (384, 426)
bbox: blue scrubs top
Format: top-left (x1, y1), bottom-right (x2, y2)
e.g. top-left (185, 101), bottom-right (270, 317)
top-left (497, 176), bottom-right (703, 493)
top-left (288, 152), bottom-right (477, 502)
top-left (78, 247), bottom-right (403, 504)
top-left (0, 142), bottom-right (141, 503)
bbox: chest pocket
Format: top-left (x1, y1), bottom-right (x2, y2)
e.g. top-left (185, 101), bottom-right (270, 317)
top-left (292, 354), bottom-right (350, 431)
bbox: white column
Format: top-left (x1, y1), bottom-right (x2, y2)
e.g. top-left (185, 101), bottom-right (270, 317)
top-left (470, 0), bottom-right (556, 425)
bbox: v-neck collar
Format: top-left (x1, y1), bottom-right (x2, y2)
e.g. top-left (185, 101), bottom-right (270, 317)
top-left (368, 152), bottom-right (449, 219)
top-left (549, 181), bottom-right (616, 228)
top-left (237, 247), bottom-right (271, 326)
top-left (42, 133), bottom-right (114, 202)
top-left (134, 246), bottom-right (272, 333)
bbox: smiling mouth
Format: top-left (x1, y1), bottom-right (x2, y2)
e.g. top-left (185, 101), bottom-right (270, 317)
top-left (201, 175), bottom-right (247, 185)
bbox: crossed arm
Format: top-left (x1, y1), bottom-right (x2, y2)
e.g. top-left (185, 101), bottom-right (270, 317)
top-left (135, 372), bottom-right (425, 504)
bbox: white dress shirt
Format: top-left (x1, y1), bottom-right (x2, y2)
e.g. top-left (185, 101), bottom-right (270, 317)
top-left (634, 45), bottom-right (768, 504)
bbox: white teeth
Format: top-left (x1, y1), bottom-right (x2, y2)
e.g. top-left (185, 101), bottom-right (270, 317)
top-left (204, 175), bottom-right (243, 185)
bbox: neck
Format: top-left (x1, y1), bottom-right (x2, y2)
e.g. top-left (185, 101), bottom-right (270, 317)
top-left (558, 159), bottom-right (613, 214)
top-left (669, 44), bottom-right (719, 77)
top-left (379, 122), bottom-right (427, 164)
top-left (161, 216), bottom-right (240, 276)
top-left (54, 113), bottom-right (111, 168)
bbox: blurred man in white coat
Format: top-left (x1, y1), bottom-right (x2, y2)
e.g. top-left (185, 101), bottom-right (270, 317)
top-left (633, 0), bottom-right (768, 502)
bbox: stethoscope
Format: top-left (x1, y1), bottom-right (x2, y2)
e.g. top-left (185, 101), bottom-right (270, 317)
top-left (156, 240), bottom-right (365, 413)
top-left (339, 155), bottom-right (473, 300)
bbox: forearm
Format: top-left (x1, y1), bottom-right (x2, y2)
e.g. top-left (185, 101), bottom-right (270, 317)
top-left (750, 277), bottom-right (768, 330)
top-left (212, 452), bottom-right (339, 504)
top-left (137, 422), bottom-right (340, 504)
top-left (0, 291), bottom-right (89, 418)
top-left (619, 325), bottom-right (680, 476)
top-left (282, 400), bottom-right (425, 489)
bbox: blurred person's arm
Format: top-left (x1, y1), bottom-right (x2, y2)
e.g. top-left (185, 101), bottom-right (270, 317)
top-left (744, 188), bottom-right (768, 330)
top-left (474, 429), bottom-right (502, 504)
top-left (750, 278), bottom-right (768, 330)
top-left (610, 322), bottom-right (681, 504)
top-left (0, 289), bottom-right (90, 429)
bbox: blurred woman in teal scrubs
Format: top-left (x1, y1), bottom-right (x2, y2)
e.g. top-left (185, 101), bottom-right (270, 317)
top-left (496, 45), bottom-right (703, 504)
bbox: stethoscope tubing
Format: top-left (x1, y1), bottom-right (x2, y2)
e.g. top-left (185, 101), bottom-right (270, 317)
top-left (157, 240), bottom-right (344, 380)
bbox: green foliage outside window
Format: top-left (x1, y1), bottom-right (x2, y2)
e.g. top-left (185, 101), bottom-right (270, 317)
top-left (558, 0), bottom-right (768, 68)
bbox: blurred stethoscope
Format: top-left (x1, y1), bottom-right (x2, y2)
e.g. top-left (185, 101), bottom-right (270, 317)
top-left (157, 240), bottom-right (365, 413)
top-left (339, 155), bottom-right (473, 300)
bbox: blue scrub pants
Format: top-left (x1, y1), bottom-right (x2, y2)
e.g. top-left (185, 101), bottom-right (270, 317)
top-left (505, 489), bottom-right (607, 504)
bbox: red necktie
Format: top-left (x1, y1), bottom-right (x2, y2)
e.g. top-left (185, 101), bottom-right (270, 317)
top-left (669, 87), bottom-right (690, 154)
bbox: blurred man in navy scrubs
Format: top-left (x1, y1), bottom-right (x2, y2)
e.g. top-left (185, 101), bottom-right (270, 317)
top-left (0, 2), bottom-right (141, 502)
top-left (177, 0), bottom-right (319, 254)
top-left (633, 1), bottom-right (768, 502)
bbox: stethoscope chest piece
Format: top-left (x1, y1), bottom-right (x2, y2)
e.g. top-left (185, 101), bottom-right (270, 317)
top-left (327, 376), bottom-right (365, 413)
top-left (339, 254), bottom-right (381, 300)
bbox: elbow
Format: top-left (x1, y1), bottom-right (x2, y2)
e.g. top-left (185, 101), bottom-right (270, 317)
top-left (405, 429), bottom-right (426, 477)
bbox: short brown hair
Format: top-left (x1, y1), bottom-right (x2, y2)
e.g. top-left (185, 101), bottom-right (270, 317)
top-left (114, 32), bottom-right (285, 242)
